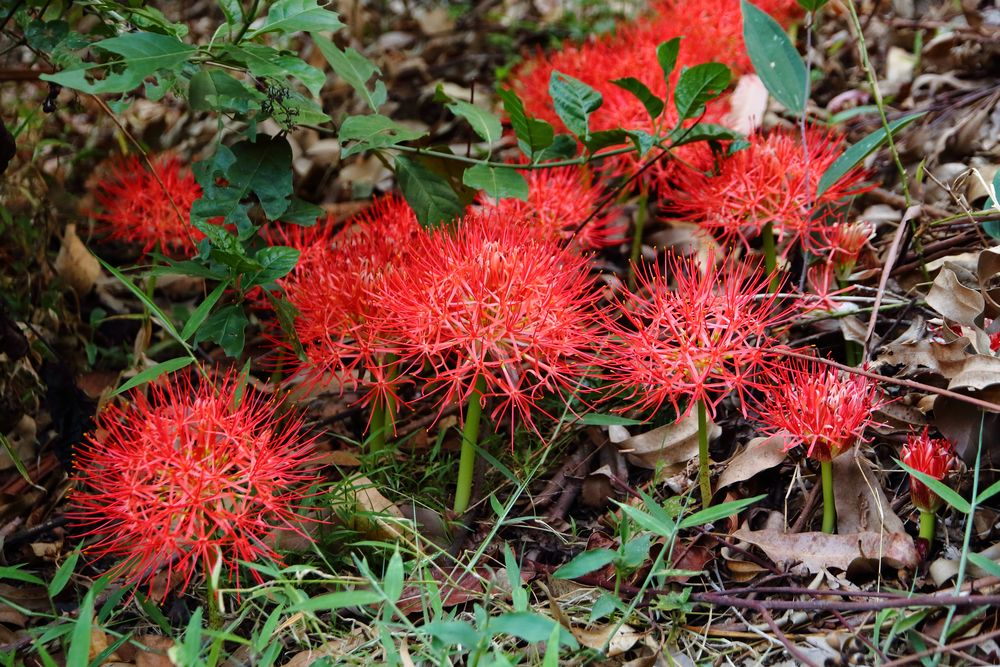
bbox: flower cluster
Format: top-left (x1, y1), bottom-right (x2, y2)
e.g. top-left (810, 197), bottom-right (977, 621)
top-left (901, 428), bottom-right (955, 512)
top-left (372, 212), bottom-right (603, 435)
top-left (606, 253), bottom-right (794, 419)
top-left (667, 128), bottom-right (873, 254)
top-left (755, 360), bottom-right (884, 461)
top-left (90, 154), bottom-right (203, 257)
top-left (70, 372), bottom-right (319, 597)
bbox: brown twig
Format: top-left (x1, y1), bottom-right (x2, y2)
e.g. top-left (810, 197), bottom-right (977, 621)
top-left (692, 591), bottom-right (1000, 612)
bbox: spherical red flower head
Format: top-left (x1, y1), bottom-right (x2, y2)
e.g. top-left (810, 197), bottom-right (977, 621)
top-left (901, 428), bottom-right (955, 512)
top-left (667, 128), bottom-right (872, 253)
top-left (756, 360), bottom-right (883, 462)
top-left (607, 253), bottom-right (795, 420)
top-left (477, 166), bottom-right (624, 249)
top-left (281, 196), bottom-right (421, 401)
top-left (91, 154), bottom-right (203, 257)
top-left (69, 372), bottom-right (320, 598)
top-left (372, 212), bottom-right (603, 436)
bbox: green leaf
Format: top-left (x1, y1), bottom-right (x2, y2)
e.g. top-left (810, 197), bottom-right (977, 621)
top-left (113, 358), bottom-right (195, 396)
top-left (549, 70), bottom-right (602, 139)
top-left (180, 281), bottom-right (228, 341)
top-left (678, 494), bottom-right (764, 529)
top-left (247, 0), bottom-right (344, 38)
top-left (490, 612), bottom-right (579, 649)
top-left (338, 114), bottom-right (427, 157)
top-left (579, 413), bottom-right (644, 426)
top-left (448, 100), bottom-right (503, 145)
top-left (383, 549), bottom-right (404, 605)
top-left (196, 305), bottom-right (248, 358)
top-left (48, 550), bottom-right (79, 596)
top-left (535, 134), bottom-right (578, 162)
top-left (584, 129), bottom-right (629, 153)
top-left (285, 590), bottom-right (382, 614)
top-left (610, 77), bottom-right (664, 121)
top-left (462, 164), bottom-right (528, 201)
top-left (67, 588), bottom-right (95, 667)
top-left (967, 552), bottom-right (1000, 578)
top-left (657, 38), bottom-right (681, 83)
top-left (394, 155), bottom-right (464, 228)
top-left (626, 130), bottom-right (658, 157)
top-left (669, 122), bottom-right (740, 147)
top-left (742, 0), bottom-right (807, 114)
top-left (797, 0), bottom-right (829, 10)
top-left (896, 459), bottom-right (970, 514)
top-left (98, 259), bottom-right (187, 348)
top-left (674, 63), bottom-right (731, 121)
top-left (977, 478), bottom-right (1000, 505)
top-left (421, 620), bottom-right (481, 650)
top-left (188, 68), bottom-right (262, 114)
top-left (224, 43), bottom-right (326, 96)
top-left (553, 549), bottom-right (616, 579)
top-left (497, 88), bottom-right (554, 159)
top-left (614, 501), bottom-right (677, 538)
top-left (983, 170), bottom-right (1000, 240)
top-left (314, 35), bottom-right (385, 111)
top-left (817, 113), bottom-right (923, 197)
top-left (0, 565), bottom-right (45, 587)
top-left (279, 198), bottom-right (323, 225)
top-left (249, 246), bottom-right (300, 285)
top-left (42, 32), bottom-right (196, 95)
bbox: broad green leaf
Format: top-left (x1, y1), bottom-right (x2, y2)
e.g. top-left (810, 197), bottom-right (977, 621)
top-left (48, 548), bottom-right (80, 598)
top-left (247, 0), bottom-right (344, 38)
top-left (249, 246), bottom-right (300, 286)
top-left (742, 0), bottom-right (807, 114)
top-left (285, 590), bottom-right (382, 613)
top-left (490, 612), bottom-right (578, 648)
top-left (421, 620), bottom-right (481, 650)
top-left (196, 305), bottom-right (248, 358)
top-left (314, 35), bottom-right (385, 111)
top-left (42, 32), bottom-right (196, 95)
top-left (678, 494), bottom-right (764, 529)
top-left (817, 113), bottom-right (924, 197)
top-left (657, 38), bottom-right (681, 83)
top-left (338, 114), bottom-right (427, 157)
top-left (448, 100), bottom-right (503, 145)
top-left (462, 163), bottom-right (528, 201)
top-left (543, 622), bottom-right (561, 667)
top-left (611, 77), bottom-right (664, 121)
top-left (579, 413), bottom-right (644, 426)
top-left (674, 63), bottom-right (731, 121)
top-left (383, 549), bottom-right (404, 605)
top-left (626, 129), bottom-right (658, 157)
top-left (224, 43), bottom-right (326, 96)
top-left (180, 281), bottom-right (229, 341)
top-left (669, 122), bottom-right (739, 147)
top-left (394, 155), bottom-right (464, 228)
top-left (614, 501), bottom-right (676, 538)
top-left (279, 198), bottom-right (323, 225)
top-left (113, 358), bottom-right (194, 396)
top-left (584, 129), bottom-right (629, 153)
top-left (535, 134), bottom-right (578, 162)
top-left (896, 459), bottom-right (970, 514)
top-left (621, 534), bottom-right (653, 569)
top-left (188, 69), bottom-right (262, 114)
top-left (549, 71), bottom-right (602, 139)
top-left (975, 478), bottom-right (1000, 505)
top-left (219, 0), bottom-right (243, 26)
top-left (0, 565), bottom-right (45, 587)
top-left (67, 588), bottom-right (95, 667)
top-left (797, 0), bottom-right (829, 9)
top-left (967, 552), bottom-right (1000, 578)
top-left (553, 549), bottom-right (616, 579)
top-left (497, 88), bottom-right (554, 159)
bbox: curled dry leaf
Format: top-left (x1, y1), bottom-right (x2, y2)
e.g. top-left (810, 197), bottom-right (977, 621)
top-left (732, 527), bottom-right (918, 573)
top-left (926, 266), bottom-right (985, 326)
top-left (613, 412), bottom-right (720, 471)
top-left (716, 435), bottom-right (786, 490)
top-left (929, 542), bottom-right (1000, 587)
top-left (55, 224), bottom-right (101, 296)
top-left (832, 457), bottom-right (905, 535)
top-left (570, 623), bottom-right (642, 657)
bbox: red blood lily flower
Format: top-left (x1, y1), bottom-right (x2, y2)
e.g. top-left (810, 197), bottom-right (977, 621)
top-left (815, 219), bottom-right (875, 281)
top-left (667, 128), bottom-right (872, 253)
top-left (477, 166), bottom-right (624, 250)
top-left (279, 196), bottom-right (421, 406)
top-left (901, 428), bottom-right (955, 512)
top-left (372, 211), bottom-right (604, 435)
top-left (70, 371), bottom-right (320, 597)
top-left (607, 253), bottom-right (794, 420)
top-left (90, 154), bottom-right (203, 257)
top-left (756, 359), bottom-right (884, 461)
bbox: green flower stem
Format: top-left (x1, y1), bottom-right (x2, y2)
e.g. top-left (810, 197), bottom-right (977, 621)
top-left (382, 353), bottom-right (399, 446)
top-left (919, 509), bottom-right (936, 544)
top-left (821, 460), bottom-right (837, 534)
top-left (369, 399), bottom-right (386, 454)
top-left (697, 399), bottom-right (712, 508)
top-left (628, 190), bottom-right (649, 289)
top-left (761, 221), bottom-right (779, 293)
top-left (454, 375), bottom-right (487, 515)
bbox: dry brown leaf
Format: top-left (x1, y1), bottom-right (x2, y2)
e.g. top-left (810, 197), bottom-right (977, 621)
top-left (614, 413), bottom-right (719, 470)
top-left (732, 528), bottom-right (917, 572)
top-left (55, 224), bottom-right (101, 296)
top-left (724, 74), bottom-right (768, 135)
top-left (0, 415), bottom-right (35, 471)
top-left (716, 436), bottom-right (786, 490)
top-left (571, 623), bottom-right (642, 657)
top-left (133, 635), bottom-right (175, 667)
top-left (281, 634), bottom-right (367, 667)
top-left (929, 542), bottom-right (1000, 587)
top-left (946, 354), bottom-right (1000, 395)
top-left (926, 266), bottom-right (985, 325)
top-left (833, 457), bottom-right (905, 535)
top-left (345, 475), bottom-right (408, 542)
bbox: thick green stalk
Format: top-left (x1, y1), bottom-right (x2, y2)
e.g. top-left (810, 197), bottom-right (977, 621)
top-left (697, 399), bottom-right (712, 508)
top-left (628, 190), bottom-right (649, 289)
top-left (761, 221), bottom-right (779, 293)
top-left (918, 510), bottom-right (936, 545)
top-left (369, 399), bottom-right (386, 454)
top-left (382, 354), bottom-right (398, 443)
top-left (454, 375), bottom-right (487, 514)
top-left (821, 460), bottom-right (836, 534)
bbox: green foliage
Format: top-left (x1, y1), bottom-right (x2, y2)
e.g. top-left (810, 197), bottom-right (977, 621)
top-left (741, 0), bottom-right (807, 114)
top-left (549, 71), bottom-right (603, 141)
top-left (674, 63), bottom-right (732, 121)
top-left (817, 112), bottom-right (924, 197)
